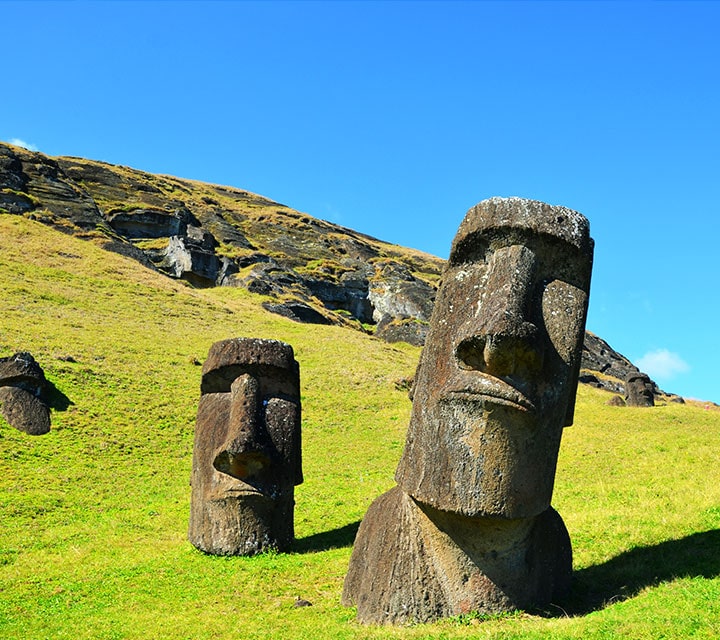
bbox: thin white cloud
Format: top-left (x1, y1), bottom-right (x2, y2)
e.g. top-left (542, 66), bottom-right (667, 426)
top-left (7, 138), bottom-right (39, 152)
top-left (636, 349), bottom-right (690, 381)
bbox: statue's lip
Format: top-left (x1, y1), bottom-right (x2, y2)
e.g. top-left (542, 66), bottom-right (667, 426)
top-left (211, 486), bottom-right (270, 500)
top-left (442, 374), bottom-right (536, 412)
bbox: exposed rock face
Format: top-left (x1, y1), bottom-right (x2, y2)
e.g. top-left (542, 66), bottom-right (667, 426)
top-left (368, 261), bottom-right (436, 323)
top-left (368, 261), bottom-right (435, 345)
top-left (0, 145), bottom-right (104, 230)
top-left (0, 141), bottom-right (672, 395)
top-left (107, 208), bottom-right (189, 238)
top-left (579, 332), bottom-right (668, 400)
top-left (188, 338), bottom-right (302, 555)
top-left (375, 316), bottom-right (429, 347)
top-left (343, 198), bottom-right (594, 624)
top-left (581, 332), bottom-right (637, 381)
top-left (0, 141), bottom-right (441, 337)
top-left (261, 302), bottom-right (334, 325)
top-left (0, 352), bottom-right (51, 435)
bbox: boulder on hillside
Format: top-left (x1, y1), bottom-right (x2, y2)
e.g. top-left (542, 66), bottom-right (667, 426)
top-left (375, 316), bottom-right (429, 347)
top-left (368, 261), bottom-right (435, 324)
top-left (262, 301), bottom-right (334, 325)
top-left (107, 208), bottom-right (189, 239)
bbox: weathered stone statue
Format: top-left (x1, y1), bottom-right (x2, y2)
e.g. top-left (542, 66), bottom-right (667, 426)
top-left (343, 197), bottom-right (594, 624)
top-left (0, 352), bottom-right (51, 435)
top-left (625, 372), bottom-right (655, 407)
top-left (188, 338), bottom-right (302, 555)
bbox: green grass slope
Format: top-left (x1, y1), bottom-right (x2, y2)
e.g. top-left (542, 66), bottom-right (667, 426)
top-left (2, 214), bottom-right (720, 639)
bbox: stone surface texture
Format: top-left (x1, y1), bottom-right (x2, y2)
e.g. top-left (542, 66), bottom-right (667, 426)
top-left (188, 338), bottom-right (302, 556)
top-left (625, 372), bottom-right (656, 407)
top-left (343, 197), bottom-right (594, 624)
top-left (0, 352), bottom-right (51, 435)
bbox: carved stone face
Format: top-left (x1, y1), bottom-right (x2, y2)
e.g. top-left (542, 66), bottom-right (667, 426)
top-left (396, 198), bottom-right (593, 519)
top-left (625, 372), bottom-right (655, 407)
top-left (0, 352), bottom-right (50, 436)
top-left (188, 338), bottom-right (302, 555)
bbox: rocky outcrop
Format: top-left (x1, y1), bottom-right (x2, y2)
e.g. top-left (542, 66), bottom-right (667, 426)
top-left (0, 142), bottom-right (441, 341)
top-left (581, 332), bottom-right (639, 385)
top-left (0, 145), bottom-right (104, 230)
top-left (0, 142), bottom-right (674, 397)
top-left (579, 332), bottom-right (679, 402)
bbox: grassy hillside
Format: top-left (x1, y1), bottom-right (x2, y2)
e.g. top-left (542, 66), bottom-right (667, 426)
top-left (2, 213), bottom-right (720, 639)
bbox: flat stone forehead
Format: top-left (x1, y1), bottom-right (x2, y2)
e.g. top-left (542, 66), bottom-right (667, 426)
top-left (202, 338), bottom-right (296, 376)
top-left (201, 338), bottom-right (299, 394)
top-left (0, 352), bottom-right (46, 385)
top-left (453, 197), bottom-right (593, 255)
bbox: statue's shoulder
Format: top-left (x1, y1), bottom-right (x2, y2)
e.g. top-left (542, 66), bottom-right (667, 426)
top-left (342, 486), bottom-right (446, 624)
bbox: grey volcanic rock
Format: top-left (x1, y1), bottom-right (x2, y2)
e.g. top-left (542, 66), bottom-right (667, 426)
top-left (235, 262), bottom-right (307, 297)
top-left (368, 261), bottom-right (436, 345)
top-left (0, 145), bottom-right (104, 230)
top-left (581, 332), bottom-right (639, 382)
top-left (262, 302), bottom-right (334, 325)
top-left (305, 269), bottom-right (374, 323)
top-left (155, 234), bottom-right (233, 287)
top-left (0, 146), bottom-right (28, 192)
top-left (107, 208), bottom-right (189, 239)
top-left (375, 316), bottom-right (429, 347)
top-left (368, 261), bottom-right (435, 324)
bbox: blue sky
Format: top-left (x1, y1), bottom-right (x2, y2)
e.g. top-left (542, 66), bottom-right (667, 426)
top-left (2, 1), bottom-right (719, 403)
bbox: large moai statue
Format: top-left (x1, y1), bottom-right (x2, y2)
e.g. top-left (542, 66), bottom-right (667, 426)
top-left (0, 352), bottom-right (51, 435)
top-left (343, 197), bottom-right (594, 624)
top-left (189, 338), bottom-right (302, 556)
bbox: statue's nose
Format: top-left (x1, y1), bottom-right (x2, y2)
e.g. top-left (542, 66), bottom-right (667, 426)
top-left (454, 244), bottom-right (543, 378)
top-left (213, 374), bottom-right (271, 480)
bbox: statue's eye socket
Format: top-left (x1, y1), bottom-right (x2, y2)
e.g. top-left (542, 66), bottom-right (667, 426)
top-left (448, 237), bottom-right (490, 266)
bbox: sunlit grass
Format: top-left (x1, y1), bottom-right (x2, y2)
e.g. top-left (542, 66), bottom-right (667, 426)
top-left (2, 214), bottom-right (720, 639)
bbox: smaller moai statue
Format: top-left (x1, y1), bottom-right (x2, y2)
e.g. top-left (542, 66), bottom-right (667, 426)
top-left (0, 352), bottom-right (51, 435)
top-left (188, 338), bottom-right (302, 555)
top-left (625, 372), bottom-right (655, 407)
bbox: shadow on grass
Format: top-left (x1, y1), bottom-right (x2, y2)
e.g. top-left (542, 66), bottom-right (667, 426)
top-left (293, 520), bottom-right (360, 554)
top-left (553, 528), bottom-right (720, 616)
top-left (46, 379), bottom-right (73, 411)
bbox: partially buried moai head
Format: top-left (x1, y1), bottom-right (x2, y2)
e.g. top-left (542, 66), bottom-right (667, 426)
top-left (0, 352), bottom-right (51, 435)
top-left (625, 372), bottom-right (655, 407)
top-left (395, 197), bottom-right (594, 519)
top-left (188, 338), bottom-right (302, 556)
